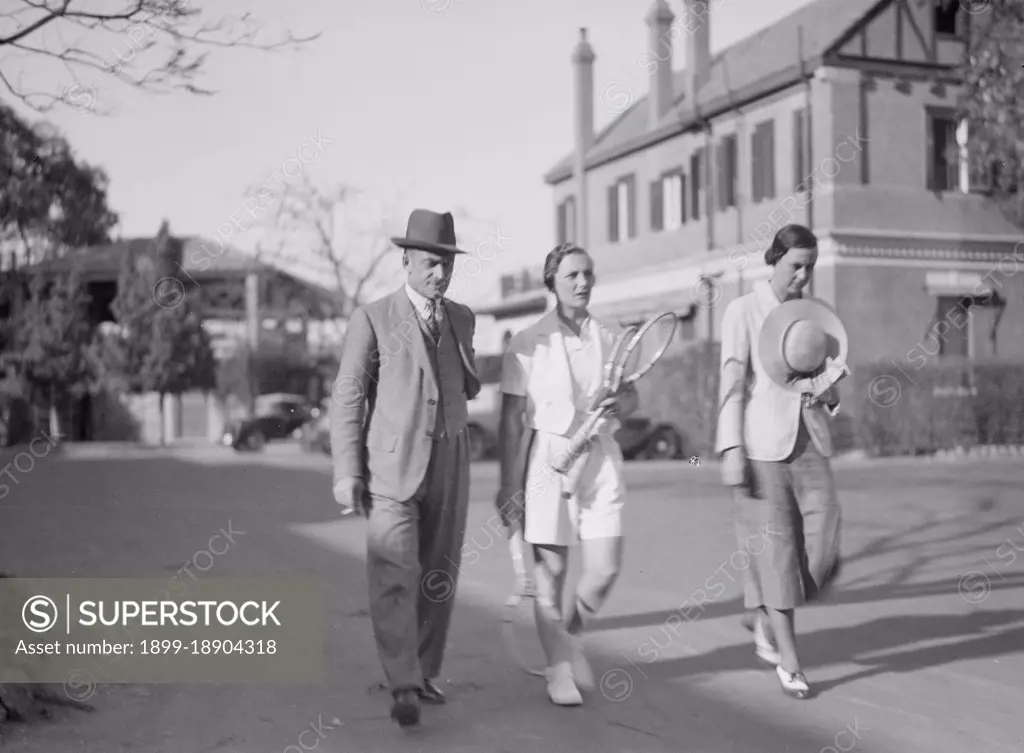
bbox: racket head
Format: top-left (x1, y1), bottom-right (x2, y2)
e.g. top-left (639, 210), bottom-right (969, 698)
top-left (587, 326), bottom-right (637, 411)
top-left (619, 312), bottom-right (678, 383)
top-left (605, 325), bottom-right (639, 393)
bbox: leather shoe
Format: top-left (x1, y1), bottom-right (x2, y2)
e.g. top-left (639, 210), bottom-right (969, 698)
top-left (390, 690), bottom-right (420, 727)
top-left (418, 678), bottom-right (446, 705)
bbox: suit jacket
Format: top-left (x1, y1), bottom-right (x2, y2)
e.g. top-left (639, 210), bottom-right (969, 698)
top-left (715, 280), bottom-right (835, 461)
top-left (501, 310), bottom-right (623, 437)
top-left (330, 286), bottom-right (481, 501)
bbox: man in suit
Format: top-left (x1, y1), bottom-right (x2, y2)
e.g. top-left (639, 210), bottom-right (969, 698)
top-left (331, 209), bottom-right (481, 728)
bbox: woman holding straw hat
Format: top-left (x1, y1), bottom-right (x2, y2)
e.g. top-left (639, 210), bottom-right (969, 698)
top-left (715, 223), bottom-right (848, 700)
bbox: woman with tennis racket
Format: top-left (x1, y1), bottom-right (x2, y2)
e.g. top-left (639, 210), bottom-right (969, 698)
top-left (495, 242), bottom-right (676, 707)
top-left (716, 224), bottom-right (846, 701)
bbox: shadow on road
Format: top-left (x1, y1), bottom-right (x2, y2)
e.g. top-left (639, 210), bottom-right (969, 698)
top-left (637, 607), bottom-right (1024, 689)
top-left (0, 456), bottom-right (842, 753)
top-left (589, 571), bottom-right (1024, 635)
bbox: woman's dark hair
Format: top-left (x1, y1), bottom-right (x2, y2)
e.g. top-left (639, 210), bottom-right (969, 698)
top-left (543, 242), bottom-right (590, 292)
top-left (764, 224), bottom-right (818, 266)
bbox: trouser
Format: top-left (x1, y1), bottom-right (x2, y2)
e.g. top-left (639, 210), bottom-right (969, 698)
top-left (365, 430), bottom-right (470, 691)
top-left (734, 419), bottom-right (842, 610)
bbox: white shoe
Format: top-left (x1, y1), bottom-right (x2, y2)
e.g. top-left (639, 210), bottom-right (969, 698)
top-left (775, 665), bottom-right (811, 699)
top-left (546, 662), bottom-right (583, 706)
top-left (754, 614), bottom-right (781, 666)
top-left (567, 634), bottom-right (595, 691)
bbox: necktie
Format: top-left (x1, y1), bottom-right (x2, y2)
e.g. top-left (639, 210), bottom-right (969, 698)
top-left (425, 299), bottom-right (441, 342)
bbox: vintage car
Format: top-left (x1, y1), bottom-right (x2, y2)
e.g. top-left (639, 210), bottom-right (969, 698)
top-left (613, 416), bottom-right (685, 460)
top-left (222, 393), bottom-right (317, 452)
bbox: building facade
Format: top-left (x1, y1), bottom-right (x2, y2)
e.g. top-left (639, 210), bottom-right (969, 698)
top-left (0, 236), bottom-right (344, 444)
top-left (538, 0), bottom-right (1024, 374)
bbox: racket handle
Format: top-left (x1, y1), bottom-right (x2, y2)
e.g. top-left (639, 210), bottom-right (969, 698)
top-left (552, 409), bottom-right (606, 475)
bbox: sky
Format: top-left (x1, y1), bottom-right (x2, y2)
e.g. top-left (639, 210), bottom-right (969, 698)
top-left (8, 0), bottom-right (818, 307)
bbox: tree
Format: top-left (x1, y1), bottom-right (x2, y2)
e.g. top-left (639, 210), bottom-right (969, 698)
top-left (107, 244), bottom-right (157, 392)
top-left (12, 263), bottom-right (94, 437)
top-left (250, 175), bottom-right (406, 316)
top-left (107, 222), bottom-right (215, 444)
top-left (0, 101), bottom-right (118, 263)
top-left (959, 0), bottom-right (1024, 226)
top-left (0, 1), bottom-right (319, 113)
top-left (140, 304), bottom-right (215, 443)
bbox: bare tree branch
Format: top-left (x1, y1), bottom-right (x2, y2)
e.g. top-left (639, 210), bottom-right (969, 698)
top-left (0, 0), bottom-right (320, 113)
top-left (242, 174), bottom-right (409, 315)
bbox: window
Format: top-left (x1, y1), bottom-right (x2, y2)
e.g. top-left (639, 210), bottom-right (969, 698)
top-left (650, 169), bottom-right (685, 232)
top-left (607, 175), bottom-right (636, 243)
top-left (556, 196), bottom-right (576, 245)
top-left (934, 0), bottom-right (961, 37)
top-left (676, 314), bottom-right (695, 342)
top-left (717, 135), bottom-right (737, 210)
top-left (927, 108), bottom-right (991, 193)
top-left (751, 119), bottom-right (776, 203)
top-left (690, 149), bottom-right (703, 220)
top-left (935, 296), bottom-right (972, 358)
top-left (793, 108), bottom-right (808, 192)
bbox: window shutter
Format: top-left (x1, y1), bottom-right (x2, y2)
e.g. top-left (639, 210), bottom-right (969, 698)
top-left (716, 142), bottom-right (724, 208)
top-left (751, 125), bottom-right (762, 203)
top-left (650, 178), bottom-right (664, 231)
top-left (793, 109), bottom-right (806, 191)
top-left (926, 114), bottom-right (936, 190)
top-left (607, 184), bottom-right (619, 241)
top-left (627, 175), bottom-right (637, 239)
top-left (680, 171), bottom-right (688, 223)
top-left (727, 135), bottom-right (737, 207)
top-left (945, 119), bottom-right (958, 191)
top-left (690, 151), bottom-right (702, 220)
top-left (763, 120), bottom-right (775, 199)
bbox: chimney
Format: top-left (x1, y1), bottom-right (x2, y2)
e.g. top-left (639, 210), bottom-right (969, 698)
top-left (646, 0), bottom-right (675, 125)
top-left (571, 28), bottom-right (595, 246)
top-left (684, 0), bottom-right (711, 107)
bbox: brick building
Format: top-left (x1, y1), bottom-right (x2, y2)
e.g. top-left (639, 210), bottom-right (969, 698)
top-left (534, 0), bottom-right (1024, 373)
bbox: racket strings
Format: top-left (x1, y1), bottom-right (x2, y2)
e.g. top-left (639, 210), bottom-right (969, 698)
top-left (620, 315), bottom-right (677, 380)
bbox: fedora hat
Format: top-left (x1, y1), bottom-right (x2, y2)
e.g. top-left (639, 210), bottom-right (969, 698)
top-left (758, 298), bottom-right (849, 393)
top-left (391, 209), bottom-right (467, 255)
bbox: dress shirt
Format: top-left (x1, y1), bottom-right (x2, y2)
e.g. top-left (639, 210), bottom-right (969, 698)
top-left (405, 283), bottom-right (444, 328)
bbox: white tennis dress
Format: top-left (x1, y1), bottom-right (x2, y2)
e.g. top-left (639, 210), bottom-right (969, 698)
top-left (500, 310), bottom-right (627, 546)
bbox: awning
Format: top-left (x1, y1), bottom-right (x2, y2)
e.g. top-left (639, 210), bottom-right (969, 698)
top-left (476, 290), bottom-right (548, 318)
top-left (925, 270), bottom-right (994, 297)
top-left (588, 289), bottom-right (698, 324)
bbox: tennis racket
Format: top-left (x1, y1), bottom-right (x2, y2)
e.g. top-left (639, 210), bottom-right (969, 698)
top-left (552, 312), bottom-right (678, 476)
top-left (500, 529), bottom-right (547, 678)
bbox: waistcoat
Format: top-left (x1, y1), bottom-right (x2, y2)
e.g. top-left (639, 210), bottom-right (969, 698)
top-left (416, 312), bottom-right (468, 439)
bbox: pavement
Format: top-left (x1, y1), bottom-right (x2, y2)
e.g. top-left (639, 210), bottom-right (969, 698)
top-left (0, 446), bottom-right (1022, 752)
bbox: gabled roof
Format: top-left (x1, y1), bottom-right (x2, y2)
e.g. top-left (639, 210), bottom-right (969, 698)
top-left (544, 0), bottom-right (884, 184)
top-left (42, 236), bottom-right (266, 278)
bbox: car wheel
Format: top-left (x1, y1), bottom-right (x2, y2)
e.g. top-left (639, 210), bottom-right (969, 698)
top-left (244, 430), bottom-right (266, 452)
top-left (467, 424), bottom-right (486, 461)
top-left (645, 428), bottom-right (681, 459)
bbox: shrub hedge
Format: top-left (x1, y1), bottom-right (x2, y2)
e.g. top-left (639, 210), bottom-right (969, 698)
top-left (853, 358), bottom-right (1024, 456)
top-left (636, 344), bottom-right (1024, 458)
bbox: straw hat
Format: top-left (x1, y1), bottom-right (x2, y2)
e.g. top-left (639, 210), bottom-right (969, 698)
top-left (758, 298), bottom-right (848, 393)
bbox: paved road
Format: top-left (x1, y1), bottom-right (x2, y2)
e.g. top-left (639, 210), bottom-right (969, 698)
top-left (1, 447), bottom-right (1022, 752)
